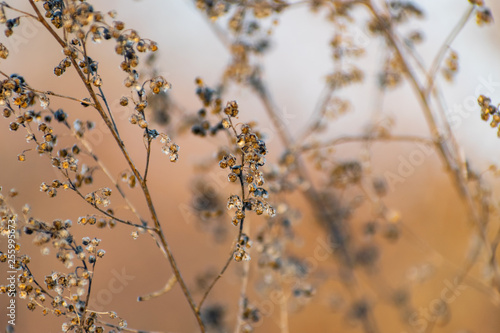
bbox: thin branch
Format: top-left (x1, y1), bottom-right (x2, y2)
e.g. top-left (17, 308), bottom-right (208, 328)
top-left (138, 274), bottom-right (177, 302)
top-left (233, 253), bottom-right (251, 333)
top-left (363, 1), bottom-right (481, 219)
top-left (298, 79), bottom-right (335, 143)
top-left (197, 248), bottom-right (233, 311)
top-left (54, 111), bottom-right (149, 226)
top-left (198, 119), bottom-right (249, 311)
top-left (425, 6), bottom-right (475, 98)
top-left (101, 322), bottom-right (164, 333)
top-left (23, 263), bottom-right (55, 300)
top-left (82, 251), bottom-right (97, 328)
top-left (298, 134), bottom-right (434, 152)
top-left (34, 89), bottom-right (93, 105)
top-left (98, 86), bottom-right (120, 138)
top-left (144, 135), bottom-right (152, 182)
top-left (1, 2), bottom-right (38, 19)
top-left (363, 0), bottom-right (493, 301)
top-left (0, 71), bottom-right (90, 105)
top-left (68, 180), bottom-right (154, 230)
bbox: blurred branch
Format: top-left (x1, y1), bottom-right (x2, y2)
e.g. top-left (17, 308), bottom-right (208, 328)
top-left (298, 134), bottom-right (434, 152)
top-left (425, 5), bottom-right (475, 97)
top-left (138, 274), bottom-right (177, 302)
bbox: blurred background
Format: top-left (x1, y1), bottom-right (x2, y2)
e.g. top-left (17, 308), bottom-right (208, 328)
top-left (1, 0), bottom-right (500, 332)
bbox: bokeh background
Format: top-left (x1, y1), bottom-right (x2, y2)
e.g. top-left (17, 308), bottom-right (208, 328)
top-left (1, 0), bottom-right (500, 332)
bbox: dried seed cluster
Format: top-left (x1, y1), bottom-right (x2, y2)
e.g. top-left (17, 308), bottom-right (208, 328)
top-left (84, 187), bottom-right (112, 207)
top-left (478, 95), bottom-right (500, 137)
top-left (0, 74), bottom-right (36, 109)
top-left (238, 297), bottom-right (260, 333)
top-left (120, 171), bottom-right (137, 189)
top-left (192, 79), bottom-right (275, 263)
top-left (471, 1), bottom-right (493, 25)
top-left (0, 188), bottom-right (128, 332)
top-left (219, 102), bottom-right (275, 222)
top-left (441, 50), bottom-right (459, 82)
top-left (159, 133), bottom-right (179, 162)
top-left (234, 233), bottom-right (252, 262)
top-left (126, 77), bottom-right (171, 123)
top-left (0, 42), bottom-right (8, 59)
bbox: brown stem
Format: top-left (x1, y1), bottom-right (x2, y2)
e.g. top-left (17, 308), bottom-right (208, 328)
top-left (197, 247), bottom-right (233, 311)
top-left (198, 122), bottom-right (247, 311)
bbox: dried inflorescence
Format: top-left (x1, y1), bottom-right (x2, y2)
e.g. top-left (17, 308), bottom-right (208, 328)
top-left (192, 78), bottom-right (275, 262)
top-left (219, 107), bottom-right (275, 223)
top-left (473, 3), bottom-right (493, 25)
top-left (0, 186), bottom-right (128, 333)
top-left (478, 95), bottom-right (500, 136)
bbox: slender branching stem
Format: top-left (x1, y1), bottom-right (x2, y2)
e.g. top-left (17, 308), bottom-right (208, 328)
top-left (144, 136), bottom-right (152, 182)
top-left (197, 245), bottom-right (234, 311)
top-left (298, 134), bottom-right (434, 152)
top-left (1, 2), bottom-right (38, 19)
top-left (198, 121), bottom-right (247, 312)
top-left (425, 5), bottom-right (475, 98)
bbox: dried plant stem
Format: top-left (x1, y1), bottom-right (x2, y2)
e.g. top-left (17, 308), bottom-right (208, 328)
top-left (97, 86), bottom-right (120, 137)
top-left (198, 138), bottom-right (247, 310)
top-left (52, 111), bottom-right (177, 264)
top-left (1, 2), bottom-right (37, 19)
top-left (298, 134), bottom-right (433, 152)
top-left (40, 111), bottom-right (152, 229)
top-left (138, 274), bottom-right (177, 302)
top-left (23, 263), bottom-right (54, 300)
top-left (198, 245), bottom-right (234, 311)
top-left (17, 118), bottom-right (151, 232)
top-left (63, 120), bottom-right (148, 226)
top-left (0, 72), bottom-right (91, 105)
top-left (28, 1), bottom-right (205, 331)
top-left (425, 5), bottom-right (475, 97)
top-left (83, 259), bottom-right (97, 327)
top-left (298, 84), bottom-right (335, 143)
top-left (233, 251), bottom-right (251, 333)
top-left (67, 178), bottom-right (153, 230)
